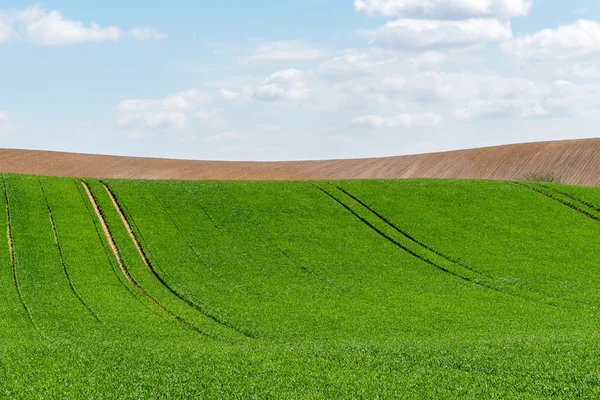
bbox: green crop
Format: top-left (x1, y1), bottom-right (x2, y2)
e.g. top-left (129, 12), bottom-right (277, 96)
top-left (1, 173), bottom-right (600, 398)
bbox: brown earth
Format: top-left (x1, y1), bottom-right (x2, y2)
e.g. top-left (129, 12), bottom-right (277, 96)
top-left (2, 138), bottom-right (600, 185)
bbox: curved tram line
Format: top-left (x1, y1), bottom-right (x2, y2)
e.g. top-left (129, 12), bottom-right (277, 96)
top-left (80, 181), bottom-right (212, 338)
top-left (100, 182), bottom-right (254, 339)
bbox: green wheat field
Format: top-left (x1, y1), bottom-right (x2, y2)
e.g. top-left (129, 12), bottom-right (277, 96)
top-left (1, 174), bottom-right (600, 398)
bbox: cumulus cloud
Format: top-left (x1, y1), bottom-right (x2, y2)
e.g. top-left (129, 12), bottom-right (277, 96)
top-left (128, 27), bottom-right (166, 41)
top-left (361, 18), bottom-right (512, 49)
top-left (0, 21), bottom-right (12, 42)
top-left (117, 90), bottom-right (212, 129)
top-left (0, 112), bottom-right (16, 131)
top-left (318, 49), bottom-right (396, 79)
top-left (454, 99), bottom-right (547, 120)
top-left (245, 40), bottom-right (324, 63)
top-left (354, 0), bottom-right (532, 19)
top-left (253, 69), bottom-right (311, 101)
top-left (546, 80), bottom-right (600, 117)
top-left (382, 71), bottom-right (542, 104)
top-left (220, 88), bottom-right (240, 100)
top-left (503, 20), bottom-right (600, 60)
top-left (0, 4), bottom-right (165, 45)
top-left (559, 63), bottom-right (600, 79)
top-left (409, 51), bottom-right (446, 70)
top-left (194, 109), bottom-right (225, 128)
top-left (352, 112), bottom-right (441, 128)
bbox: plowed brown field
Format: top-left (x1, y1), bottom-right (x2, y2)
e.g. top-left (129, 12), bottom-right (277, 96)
top-left (3, 138), bottom-right (600, 185)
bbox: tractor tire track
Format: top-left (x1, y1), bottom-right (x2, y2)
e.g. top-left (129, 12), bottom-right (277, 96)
top-left (313, 184), bottom-right (492, 286)
top-left (540, 185), bottom-right (600, 215)
top-left (38, 179), bottom-right (100, 322)
top-left (314, 182), bottom-right (563, 308)
top-left (75, 179), bottom-right (142, 302)
top-left (149, 189), bottom-right (246, 294)
top-left (81, 181), bottom-right (212, 338)
top-left (336, 185), bottom-right (484, 274)
top-left (186, 182), bottom-right (351, 291)
top-left (520, 184), bottom-right (600, 222)
top-left (181, 184), bottom-right (225, 235)
top-left (100, 182), bottom-right (254, 339)
top-left (2, 175), bottom-right (45, 340)
top-left (336, 184), bottom-right (570, 305)
top-left (217, 185), bottom-right (315, 275)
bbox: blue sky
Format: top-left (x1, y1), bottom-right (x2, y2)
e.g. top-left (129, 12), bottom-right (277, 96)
top-left (0, 1), bottom-right (599, 160)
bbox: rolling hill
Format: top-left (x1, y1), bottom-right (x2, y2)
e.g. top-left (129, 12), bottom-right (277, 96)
top-left (1, 138), bottom-right (600, 184)
top-left (1, 173), bottom-right (600, 398)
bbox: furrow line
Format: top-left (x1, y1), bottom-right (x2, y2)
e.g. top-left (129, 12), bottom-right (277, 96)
top-left (335, 185), bottom-right (483, 274)
top-left (101, 182), bottom-right (254, 339)
top-left (314, 183), bottom-right (562, 308)
top-left (521, 184), bottom-right (600, 221)
top-left (81, 181), bottom-right (212, 338)
top-left (337, 184), bottom-right (567, 305)
top-left (38, 179), bottom-right (100, 322)
top-left (2, 174), bottom-right (44, 339)
top-left (541, 185), bottom-right (600, 214)
top-left (74, 179), bottom-right (140, 301)
top-left (313, 185), bottom-right (481, 285)
top-left (181, 184), bottom-right (224, 234)
top-left (220, 186), bottom-right (315, 275)
top-left (149, 190), bottom-right (240, 290)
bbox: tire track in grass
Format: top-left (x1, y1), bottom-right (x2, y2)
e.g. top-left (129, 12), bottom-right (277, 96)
top-left (148, 188), bottom-right (244, 293)
top-left (1, 174), bottom-right (42, 338)
top-left (313, 182), bottom-right (564, 308)
top-left (81, 181), bottom-right (212, 338)
top-left (520, 183), bottom-right (600, 221)
top-left (545, 186), bottom-right (600, 214)
top-left (181, 184), bottom-right (224, 235)
top-left (74, 179), bottom-right (142, 302)
top-left (100, 182), bottom-right (254, 339)
top-left (184, 183), bottom-right (350, 290)
top-left (337, 183), bottom-right (575, 306)
top-left (211, 183), bottom-right (315, 275)
top-left (38, 178), bottom-right (100, 322)
top-left (335, 185), bottom-right (483, 274)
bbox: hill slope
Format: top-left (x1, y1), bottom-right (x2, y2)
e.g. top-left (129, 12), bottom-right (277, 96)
top-left (2, 138), bottom-right (600, 184)
top-left (2, 174), bottom-right (600, 397)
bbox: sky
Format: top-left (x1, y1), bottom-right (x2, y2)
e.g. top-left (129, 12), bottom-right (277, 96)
top-left (0, 0), bottom-right (599, 161)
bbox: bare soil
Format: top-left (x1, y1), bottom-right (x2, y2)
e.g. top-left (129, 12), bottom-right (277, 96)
top-left (3, 138), bottom-right (600, 185)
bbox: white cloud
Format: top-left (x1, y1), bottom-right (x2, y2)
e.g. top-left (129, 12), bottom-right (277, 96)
top-left (562, 63), bottom-right (600, 79)
top-left (0, 21), bottom-right (12, 42)
top-left (318, 49), bottom-right (396, 79)
top-left (409, 51), bottom-right (446, 70)
top-left (352, 112), bottom-right (441, 128)
top-left (0, 4), bottom-right (164, 45)
top-left (382, 71), bottom-right (542, 104)
top-left (128, 27), bottom-right (166, 41)
top-left (203, 131), bottom-right (245, 142)
top-left (454, 99), bottom-right (547, 120)
top-left (220, 88), bottom-right (240, 100)
top-left (503, 20), bottom-right (600, 60)
top-left (253, 69), bottom-right (311, 101)
top-left (546, 80), bottom-right (600, 117)
top-left (361, 18), bottom-right (512, 49)
top-left (258, 124), bottom-right (281, 131)
top-left (354, 0), bottom-right (532, 19)
top-left (245, 40), bottom-right (324, 63)
top-left (194, 109), bottom-right (225, 128)
top-left (0, 112), bottom-right (16, 131)
top-left (117, 90), bottom-right (212, 129)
